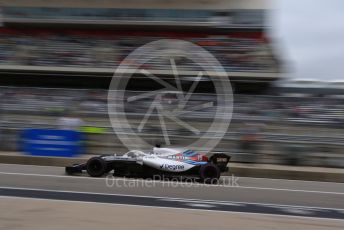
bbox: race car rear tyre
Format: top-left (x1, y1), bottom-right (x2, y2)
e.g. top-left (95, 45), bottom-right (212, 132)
top-left (199, 163), bottom-right (220, 184)
top-left (86, 157), bottom-right (108, 177)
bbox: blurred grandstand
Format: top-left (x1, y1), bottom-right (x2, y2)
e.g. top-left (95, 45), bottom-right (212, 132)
top-left (0, 0), bottom-right (279, 89)
top-left (0, 0), bottom-right (343, 167)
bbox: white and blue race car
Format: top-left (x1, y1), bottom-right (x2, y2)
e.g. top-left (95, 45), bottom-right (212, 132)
top-left (66, 147), bottom-right (230, 183)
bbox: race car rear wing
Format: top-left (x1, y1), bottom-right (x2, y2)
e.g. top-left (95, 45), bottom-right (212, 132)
top-left (209, 153), bottom-right (231, 172)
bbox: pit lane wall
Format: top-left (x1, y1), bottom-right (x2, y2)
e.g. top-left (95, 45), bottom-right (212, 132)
top-left (2, 125), bottom-right (344, 182)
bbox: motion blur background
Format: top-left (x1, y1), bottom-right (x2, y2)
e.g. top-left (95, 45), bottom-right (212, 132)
top-left (0, 0), bottom-right (343, 168)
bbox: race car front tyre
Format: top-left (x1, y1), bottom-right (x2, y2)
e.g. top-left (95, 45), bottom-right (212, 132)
top-left (86, 157), bottom-right (108, 177)
top-left (199, 163), bottom-right (220, 184)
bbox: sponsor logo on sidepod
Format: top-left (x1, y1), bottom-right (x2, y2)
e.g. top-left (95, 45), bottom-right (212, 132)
top-left (160, 164), bottom-right (185, 171)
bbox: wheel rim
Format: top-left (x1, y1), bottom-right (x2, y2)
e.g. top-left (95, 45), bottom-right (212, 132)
top-left (89, 160), bottom-right (102, 172)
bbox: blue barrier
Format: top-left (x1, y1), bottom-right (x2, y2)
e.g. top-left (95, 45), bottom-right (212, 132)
top-left (21, 129), bottom-right (83, 157)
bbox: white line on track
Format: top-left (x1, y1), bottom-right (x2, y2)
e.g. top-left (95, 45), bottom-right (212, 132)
top-left (159, 198), bottom-right (244, 206)
top-left (235, 176), bottom-right (344, 185)
top-left (1, 186), bottom-right (344, 212)
top-left (231, 185), bottom-right (344, 195)
top-left (0, 171), bottom-right (344, 195)
top-left (1, 195), bottom-right (344, 222)
top-left (1, 163), bottom-right (344, 184)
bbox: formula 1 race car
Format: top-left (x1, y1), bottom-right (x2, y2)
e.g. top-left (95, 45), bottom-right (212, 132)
top-left (66, 147), bottom-right (230, 183)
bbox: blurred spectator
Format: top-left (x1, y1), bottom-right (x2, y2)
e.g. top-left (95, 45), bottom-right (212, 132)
top-left (57, 111), bottom-right (84, 131)
top-left (238, 123), bottom-right (263, 155)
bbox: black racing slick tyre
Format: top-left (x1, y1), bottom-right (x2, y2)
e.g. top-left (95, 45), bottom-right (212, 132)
top-left (86, 157), bottom-right (108, 177)
top-left (199, 163), bottom-right (220, 184)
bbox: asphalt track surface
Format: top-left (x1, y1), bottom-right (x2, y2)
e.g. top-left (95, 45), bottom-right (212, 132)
top-left (1, 163), bottom-right (344, 221)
